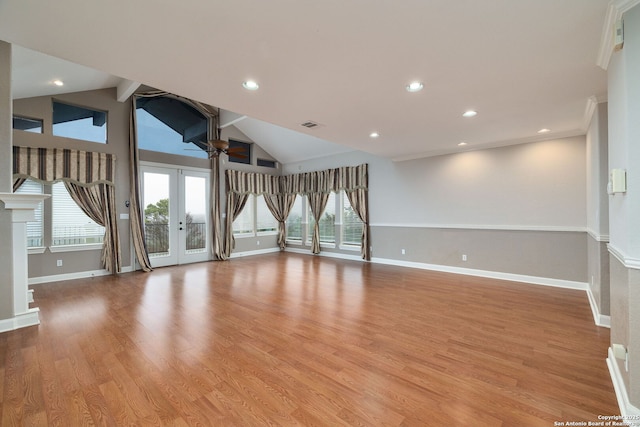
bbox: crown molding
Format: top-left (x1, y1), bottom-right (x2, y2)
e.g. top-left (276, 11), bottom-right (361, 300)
top-left (597, 0), bottom-right (640, 70)
top-left (582, 95), bottom-right (608, 131)
top-left (392, 129), bottom-right (585, 162)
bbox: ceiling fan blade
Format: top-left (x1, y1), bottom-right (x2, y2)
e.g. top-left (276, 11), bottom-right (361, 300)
top-left (228, 152), bottom-right (248, 159)
top-left (227, 147), bottom-right (246, 153)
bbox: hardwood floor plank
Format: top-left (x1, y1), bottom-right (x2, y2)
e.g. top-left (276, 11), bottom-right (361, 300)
top-left (0, 253), bottom-right (620, 425)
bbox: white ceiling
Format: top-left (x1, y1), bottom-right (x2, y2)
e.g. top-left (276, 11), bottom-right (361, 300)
top-left (0, 0), bottom-right (610, 163)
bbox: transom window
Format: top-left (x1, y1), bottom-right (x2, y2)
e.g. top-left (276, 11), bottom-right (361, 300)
top-left (13, 115), bottom-right (43, 133)
top-left (53, 101), bottom-right (107, 143)
top-left (135, 96), bottom-right (209, 159)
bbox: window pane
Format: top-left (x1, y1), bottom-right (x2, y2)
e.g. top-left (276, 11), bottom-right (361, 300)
top-left (286, 196), bottom-right (303, 241)
top-left (52, 182), bottom-right (105, 246)
top-left (135, 96), bottom-right (208, 159)
top-left (13, 116), bottom-right (43, 133)
top-left (53, 101), bottom-right (107, 143)
top-left (184, 175), bottom-right (207, 252)
top-left (342, 191), bottom-right (363, 245)
top-left (228, 140), bottom-right (251, 164)
top-left (256, 195), bottom-right (278, 233)
top-left (257, 158), bottom-right (276, 168)
top-left (14, 179), bottom-right (44, 247)
top-left (143, 172), bottom-right (171, 256)
top-left (308, 193), bottom-right (335, 243)
top-left (233, 196), bottom-right (254, 234)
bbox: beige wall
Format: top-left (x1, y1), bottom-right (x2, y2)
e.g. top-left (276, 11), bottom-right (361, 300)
top-left (14, 88), bottom-right (133, 276)
top-left (0, 41), bottom-right (14, 321)
top-left (371, 227), bottom-right (587, 282)
top-left (283, 137), bottom-right (588, 284)
top-left (606, 3), bottom-right (640, 408)
top-left (586, 102), bottom-right (610, 317)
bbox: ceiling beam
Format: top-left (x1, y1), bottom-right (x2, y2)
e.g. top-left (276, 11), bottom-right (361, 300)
top-left (219, 109), bottom-right (247, 129)
top-left (116, 79), bottom-right (140, 102)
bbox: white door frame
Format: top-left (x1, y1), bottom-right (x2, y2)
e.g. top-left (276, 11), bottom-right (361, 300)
top-left (141, 162), bottom-right (211, 267)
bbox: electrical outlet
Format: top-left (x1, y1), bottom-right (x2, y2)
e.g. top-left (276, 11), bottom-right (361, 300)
top-left (401, 249), bottom-right (406, 255)
top-left (257, 240), bottom-right (260, 246)
top-left (462, 254), bottom-right (467, 261)
top-left (626, 350), bottom-right (629, 372)
top-left (56, 260), bottom-right (63, 267)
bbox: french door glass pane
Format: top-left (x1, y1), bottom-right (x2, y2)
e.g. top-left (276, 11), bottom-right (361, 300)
top-left (184, 175), bottom-right (206, 252)
top-left (144, 172), bottom-right (170, 257)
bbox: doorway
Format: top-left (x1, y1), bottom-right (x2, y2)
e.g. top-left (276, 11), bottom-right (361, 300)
top-left (141, 163), bottom-right (210, 267)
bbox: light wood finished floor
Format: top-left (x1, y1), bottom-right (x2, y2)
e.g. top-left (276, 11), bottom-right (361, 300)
top-left (1, 253), bottom-right (617, 426)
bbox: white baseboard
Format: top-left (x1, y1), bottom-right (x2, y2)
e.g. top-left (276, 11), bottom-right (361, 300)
top-left (29, 265), bottom-right (135, 285)
top-left (607, 348), bottom-right (640, 418)
top-left (587, 287), bottom-right (611, 328)
top-left (0, 308), bottom-right (40, 333)
top-left (230, 247), bottom-right (281, 259)
top-left (371, 257), bottom-right (588, 290)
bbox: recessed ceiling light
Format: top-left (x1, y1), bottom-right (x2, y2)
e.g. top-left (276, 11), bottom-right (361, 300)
top-left (458, 142), bottom-right (467, 146)
top-left (369, 132), bottom-right (380, 138)
top-left (52, 79), bottom-right (64, 87)
top-left (406, 81), bottom-right (424, 92)
top-left (462, 110), bottom-right (477, 118)
top-left (537, 128), bottom-right (551, 133)
top-left (242, 80), bottom-right (259, 90)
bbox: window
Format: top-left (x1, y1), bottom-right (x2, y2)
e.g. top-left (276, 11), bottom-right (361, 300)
top-left (308, 192), bottom-right (335, 244)
top-left (286, 196), bottom-right (303, 242)
top-left (53, 101), bottom-right (107, 143)
top-left (52, 182), bottom-right (105, 246)
top-left (13, 115), bottom-right (43, 133)
top-left (256, 195), bottom-right (278, 233)
top-left (14, 179), bottom-right (44, 248)
top-left (228, 140), bottom-right (251, 164)
top-left (232, 196), bottom-right (254, 235)
top-left (286, 191), bottom-right (362, 248)
top-left (257, 158), bottom-right (277, 168)
top-left (342, 191), bottom-right (363, 246)
top-left (135, 96), bottom-right (208, 159)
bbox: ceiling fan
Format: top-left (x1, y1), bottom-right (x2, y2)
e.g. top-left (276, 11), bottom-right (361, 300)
top-left (186, 110), bottom-right (248, 159)
top-left (197, 138), bottom-right (248, 159)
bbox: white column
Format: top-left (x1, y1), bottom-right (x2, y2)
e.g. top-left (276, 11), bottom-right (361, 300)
top-left (0, 193), bottom-right (49, 332)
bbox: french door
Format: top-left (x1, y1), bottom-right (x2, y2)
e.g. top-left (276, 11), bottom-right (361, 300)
top-left (141, 163), bottom-right (210, 267)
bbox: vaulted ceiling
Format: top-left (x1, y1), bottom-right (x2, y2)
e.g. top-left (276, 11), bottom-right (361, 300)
top-left (0, 0), bottom-right (610, 163)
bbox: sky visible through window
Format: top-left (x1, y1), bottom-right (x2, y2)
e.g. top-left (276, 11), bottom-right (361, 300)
top-left (136, 109), bottom-right (208, 159)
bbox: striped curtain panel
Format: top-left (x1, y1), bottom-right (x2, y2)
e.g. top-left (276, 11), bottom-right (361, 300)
top-left (128, 97), bottom-right (153, 272)
top-left (336, 164), bottom-right (370, 260)
top-left (12, 146), bottom-right (122, 273)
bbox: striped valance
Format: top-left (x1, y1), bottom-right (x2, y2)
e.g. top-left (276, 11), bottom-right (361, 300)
top-left (226, 164), bottom-right (368, 195)
top-left (13, 146), bottom-right (116, 186)
top-left (225, 170), bottom-right (280, 195)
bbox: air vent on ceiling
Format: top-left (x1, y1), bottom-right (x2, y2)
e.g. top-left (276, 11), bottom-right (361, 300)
top-left (300, 121), bottom-right (320, 129)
